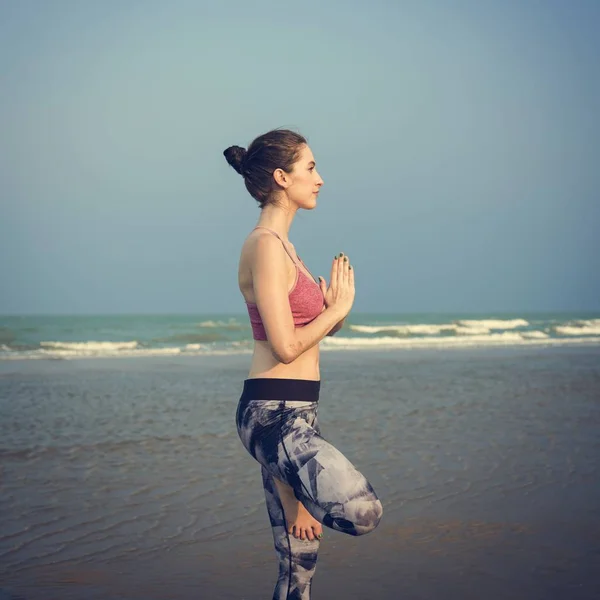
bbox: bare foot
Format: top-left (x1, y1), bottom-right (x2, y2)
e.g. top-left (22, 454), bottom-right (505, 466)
top-left (273, 477), bottom-right (323, 541)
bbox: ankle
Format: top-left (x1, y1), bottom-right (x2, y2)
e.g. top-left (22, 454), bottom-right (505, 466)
top-left (273, 478), bottom-right (296, 498)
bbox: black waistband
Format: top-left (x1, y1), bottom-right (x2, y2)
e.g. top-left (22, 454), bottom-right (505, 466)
top-left (241, 378), bottom-right (320, 402)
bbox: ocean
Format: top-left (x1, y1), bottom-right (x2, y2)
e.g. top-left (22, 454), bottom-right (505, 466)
top-left (1, 312), bottom-right (599, 360)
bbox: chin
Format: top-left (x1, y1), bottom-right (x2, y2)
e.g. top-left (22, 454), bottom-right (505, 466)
top-left (296, 193), bottom-right (318, 210)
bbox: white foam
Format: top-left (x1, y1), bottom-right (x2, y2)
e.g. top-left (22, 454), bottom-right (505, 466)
top-left (454, 326), bottom-right (491, 336)
top-left (350, 319), bottom-right (530, 336)
top-left (555, 325), bottom-right (600, 336)
top-left (521, 331), bottom-right (549, 339)
top-left (39, 346), bottom-right (181, 358)
top-left (40, 341), bottom-right (139, 351)
top-left (197, 319), bottom-right (242, 328)
top-left (197, 320), bottom-right (224, 327)
top-left (581, 318), bottom-right (600, 326)
top-left (350, 324), bottom-right (401, 334)
top-left (321, 332), bottom-right (599, 350)
top-left (36, 340), bottom-right (180, 358)
top-left (2, 345), bottom-right (254, 360)
top-left (350, 324), bottom-right (457, 335)
top-left (457, 319), bottom-right (529, 330)
top-left (324, 332), bottom-right (521, 347)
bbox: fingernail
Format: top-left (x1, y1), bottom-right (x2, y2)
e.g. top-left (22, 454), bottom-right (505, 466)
top-left (344, 257), bottom-right (347, 261)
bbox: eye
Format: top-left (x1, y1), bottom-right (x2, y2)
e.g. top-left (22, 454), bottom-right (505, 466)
top-left (309, 166), bottom-right (315, 172)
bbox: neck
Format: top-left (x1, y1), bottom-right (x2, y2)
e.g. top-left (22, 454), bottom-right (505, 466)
top-left (256, 201), bottom-right (297, 242)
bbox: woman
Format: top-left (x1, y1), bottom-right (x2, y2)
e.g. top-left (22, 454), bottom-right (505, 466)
top-left (225, 129), bottom-right (382, 600)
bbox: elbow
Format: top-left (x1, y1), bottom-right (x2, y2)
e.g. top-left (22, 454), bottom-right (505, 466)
top-left (275, 347), bottom-right (296, 364)
top-left (279, 354), bottom-right (295, 365)
top-left (271, 340), bottom-right (299, 365)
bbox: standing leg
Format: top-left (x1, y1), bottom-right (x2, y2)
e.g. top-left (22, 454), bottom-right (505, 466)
top-left (261, 465), bottom-right (320, 600)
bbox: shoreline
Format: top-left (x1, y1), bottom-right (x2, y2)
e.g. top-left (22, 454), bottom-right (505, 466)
top-left (1, 341), bottom-right (600, 372)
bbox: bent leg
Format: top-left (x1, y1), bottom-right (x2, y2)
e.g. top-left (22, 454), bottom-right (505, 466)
top-left (262, 466), bottom-right (319, 600)
top-left (274, 417), bottom-right (383, 537)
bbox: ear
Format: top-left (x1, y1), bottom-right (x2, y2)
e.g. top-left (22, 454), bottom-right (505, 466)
top-left (273, 167), bottom-right (291, 189)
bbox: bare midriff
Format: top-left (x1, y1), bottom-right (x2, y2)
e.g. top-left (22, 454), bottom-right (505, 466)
top-left (247, 340), bottom-right (320, 381)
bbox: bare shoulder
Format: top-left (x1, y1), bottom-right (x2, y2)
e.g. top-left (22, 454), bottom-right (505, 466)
top-left (240, 229), bottom-right (266, 263)
top-left (243, 229), bottom-right (284, 271)
top-left (239, 230), bottom-right (287, 301)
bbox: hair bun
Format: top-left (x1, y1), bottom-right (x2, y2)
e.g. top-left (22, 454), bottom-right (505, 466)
top-left (223, 145), bottom-right (247, 175)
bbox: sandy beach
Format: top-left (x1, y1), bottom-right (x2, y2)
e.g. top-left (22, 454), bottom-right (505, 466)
top-left (1, 345), bottom-right (599, 599)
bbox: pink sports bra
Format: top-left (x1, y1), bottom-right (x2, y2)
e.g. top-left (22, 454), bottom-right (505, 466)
top-left (245, 226), bottom-right (325, 341)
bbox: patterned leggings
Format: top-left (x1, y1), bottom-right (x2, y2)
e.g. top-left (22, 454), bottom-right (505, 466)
top-left (235, 378), bottom-right (383, 600)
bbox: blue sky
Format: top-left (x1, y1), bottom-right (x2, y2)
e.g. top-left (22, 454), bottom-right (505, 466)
top-left (1, 0), bottom-right (599, 315)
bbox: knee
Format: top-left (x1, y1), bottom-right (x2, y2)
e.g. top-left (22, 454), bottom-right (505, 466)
top-left (330, 497), bottom-right (382, 537)
top-left (354, 497), bottom-right (383, 536)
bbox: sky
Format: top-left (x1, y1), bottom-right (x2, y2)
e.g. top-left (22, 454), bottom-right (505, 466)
top-left (1, 0), bottom-right (599, 315)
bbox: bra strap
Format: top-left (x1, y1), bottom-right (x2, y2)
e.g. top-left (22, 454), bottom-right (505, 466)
top-left (253, 226), bottom-right (299, 266)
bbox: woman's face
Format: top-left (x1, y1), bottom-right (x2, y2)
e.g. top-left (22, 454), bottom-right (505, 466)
top-left (285, 144), bottom-right (324, 209)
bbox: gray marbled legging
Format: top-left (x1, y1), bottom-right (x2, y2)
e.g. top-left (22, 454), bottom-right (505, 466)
top-left (236, 378), bottom-right (383, 600)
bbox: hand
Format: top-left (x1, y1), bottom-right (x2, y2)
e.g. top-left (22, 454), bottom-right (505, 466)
top-left (318, 253), bottom-right (355, 318)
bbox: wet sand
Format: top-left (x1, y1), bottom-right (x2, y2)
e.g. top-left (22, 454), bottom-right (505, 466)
top-left (1, 346), bottom-right (599, 599)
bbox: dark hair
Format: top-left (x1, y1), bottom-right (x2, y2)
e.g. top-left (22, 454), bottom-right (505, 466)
top-left (223, 129), bottom-right (307, 208)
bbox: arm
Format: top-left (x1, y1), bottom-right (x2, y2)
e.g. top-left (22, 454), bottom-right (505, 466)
top-left (326, 317), bottom-right (345, 336)
top-left (252, 234), bottom-right (346, 364)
